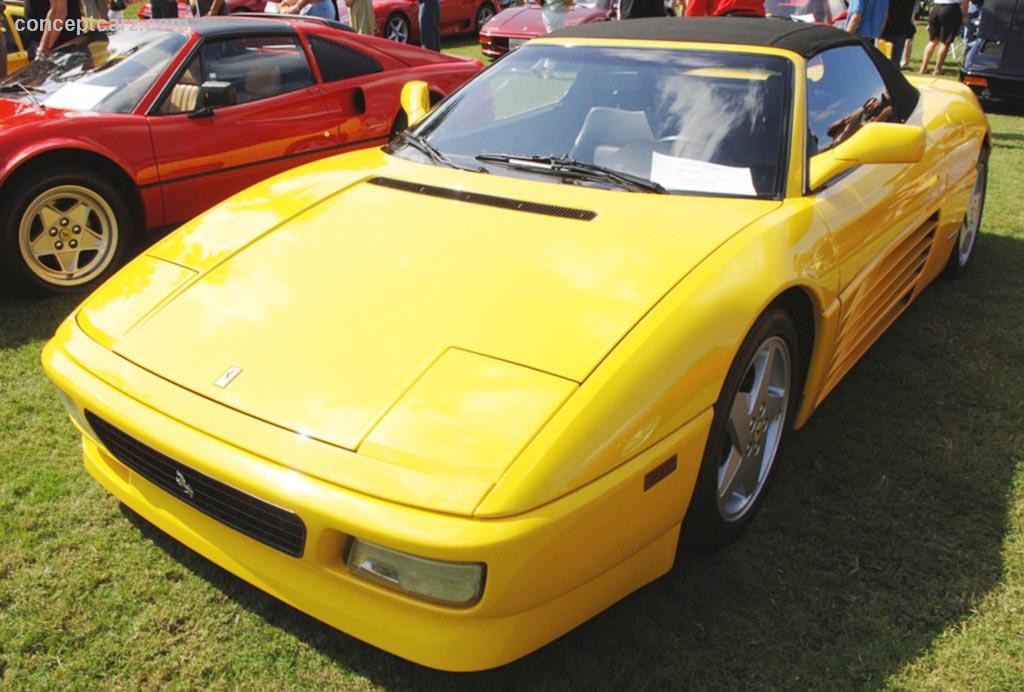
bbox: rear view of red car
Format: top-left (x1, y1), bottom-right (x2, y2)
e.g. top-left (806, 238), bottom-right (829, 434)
top-left (0, 16), bottom-right (481, 293)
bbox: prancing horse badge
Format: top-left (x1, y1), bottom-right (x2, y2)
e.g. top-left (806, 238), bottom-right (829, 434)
top-left (214, 365), bottom-right (243, 388)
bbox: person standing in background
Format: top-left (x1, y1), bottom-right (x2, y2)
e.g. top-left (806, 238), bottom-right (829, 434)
top-left (189, 0), bottom-right (227, 15)
top-left (621, 0), bottom-right (663, 18)
top-left (418, 0), bottom-right (440, 50)
top-left (150, 0), bottom-right (178, 18)
top-left (920, 0), bottom-right (968, 74)
top-left (25, 0), bottom-right (81, 58)
top-left (346, 0), bottom-right (375, 34)
top-left (880, 0), bottom-right (915, 66)
top-left (845, 0), bottom-right (888, 38)
top-left (279, 0), bottom-right (337, 17)
top-left (683, 0), bottom-right (764, 17)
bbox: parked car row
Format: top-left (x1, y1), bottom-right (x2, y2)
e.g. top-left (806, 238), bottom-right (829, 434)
top-left (0, 16), bottom-right (480, 291)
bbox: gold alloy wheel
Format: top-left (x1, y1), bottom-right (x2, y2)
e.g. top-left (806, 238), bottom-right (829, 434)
top-left (17, 184), bottom-right (119, 288)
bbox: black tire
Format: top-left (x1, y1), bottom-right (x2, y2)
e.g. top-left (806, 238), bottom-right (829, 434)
top-left (944, 146), bottom-right (989, 278)
top-left (680, 307), bottom-right (801, 551)
top-left (384, 12), bottom-right (410, 43)
top-left (0, 167), bottom-right (134, 295)
top-left (475, 2), bottom-right (496, 30)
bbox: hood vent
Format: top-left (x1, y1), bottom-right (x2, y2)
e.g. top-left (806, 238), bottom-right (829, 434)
top-left (367, 177), bottom-right (597, 221)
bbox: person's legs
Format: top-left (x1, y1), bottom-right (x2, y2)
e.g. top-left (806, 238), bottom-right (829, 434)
top-left (901, 37), bottom-right (913, 68)
top-left (933, 41), bottom-right (950, 74)
top-left (933, 4), bottom-right (961, 74)
top-left (351, 0), bottom-right (375, 34)
top-left (418, 0), bottom-right (440, 51)
top-left (890, 36), bottom-right (906, 66)
top-left (920, 39), bottom-right (938, 73)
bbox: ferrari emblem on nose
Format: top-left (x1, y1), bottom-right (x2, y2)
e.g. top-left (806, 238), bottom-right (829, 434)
top-left (214, 365), bottom-right (243, 388)
top-left (174, 470), bottom-right (195, 499)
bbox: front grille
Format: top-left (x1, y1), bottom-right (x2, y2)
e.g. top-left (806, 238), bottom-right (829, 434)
top-left (86, 412), bottom-right (306, 557)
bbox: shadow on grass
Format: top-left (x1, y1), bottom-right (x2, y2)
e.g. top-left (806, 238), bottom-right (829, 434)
top-left (120, 232), bottom-right (1024, 688)
top-left (0, 292), bottom-right (81, 350)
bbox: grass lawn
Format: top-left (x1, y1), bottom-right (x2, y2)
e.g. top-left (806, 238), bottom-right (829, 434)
top-left (2, 28), bottom-right (1024, 690)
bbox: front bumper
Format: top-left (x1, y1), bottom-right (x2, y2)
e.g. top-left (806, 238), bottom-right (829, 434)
top-left (42, 316), bottom-right (709, 671)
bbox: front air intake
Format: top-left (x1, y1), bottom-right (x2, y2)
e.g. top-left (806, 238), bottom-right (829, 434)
top-left (367, 177), bottom-right (597, 221)
top-left (85, 412), bottom-right (307, 557)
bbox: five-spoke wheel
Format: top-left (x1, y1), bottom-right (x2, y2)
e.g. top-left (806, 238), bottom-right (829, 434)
top-left (946, 147), bottom-right (988, 277)
top-left (682, 307), bottom-right (800, 550)
top-left (1, 168), bottom-right (132, 294)
top-left (385, 13), bottom-right (410, 43)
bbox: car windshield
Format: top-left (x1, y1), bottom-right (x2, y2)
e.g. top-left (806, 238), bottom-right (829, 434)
top-left (0, 29), bottom-right (186, 113)
top-left (393, 44), bottom-right (792, 198)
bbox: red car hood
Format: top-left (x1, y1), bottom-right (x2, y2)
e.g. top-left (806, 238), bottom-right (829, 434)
top-left (483, 5), bottom-right (612, 36)
top-left (0, 97), bottom-right (58, 134)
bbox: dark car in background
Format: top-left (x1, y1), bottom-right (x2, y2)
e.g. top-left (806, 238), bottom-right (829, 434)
top-left (961, 0), bottom-right (1024, 106)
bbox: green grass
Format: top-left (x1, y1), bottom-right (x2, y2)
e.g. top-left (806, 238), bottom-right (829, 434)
top-left (2, 36), bottom-right (1024, 690)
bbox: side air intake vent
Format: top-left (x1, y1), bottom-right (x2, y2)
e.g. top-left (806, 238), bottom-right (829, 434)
top-left (367, 177), bottom-right (597, 221)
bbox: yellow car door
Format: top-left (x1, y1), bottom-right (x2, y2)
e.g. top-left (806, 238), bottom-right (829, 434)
top-left (3, 3), bottom-right (29, 75)
top-left (805, 45), bottom-right (943, 396)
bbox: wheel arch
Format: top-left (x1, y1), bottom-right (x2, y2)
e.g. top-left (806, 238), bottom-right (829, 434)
top-left (0, 148), bottom-right (146, 235)
top-left (766, 285), bottom-right (818, 419)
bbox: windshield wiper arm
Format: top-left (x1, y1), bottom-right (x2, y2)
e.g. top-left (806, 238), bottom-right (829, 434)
top-left (0, 83), bottom-right (44, 107)
top-left (475, 154), bottom-right (666, 194)
top-left (395, 131), bottom-right (485, 173)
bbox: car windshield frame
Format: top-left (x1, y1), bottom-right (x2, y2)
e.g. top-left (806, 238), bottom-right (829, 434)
top-left (0, 27), bottom-right (188, 114)
top-left (390, 43), bottom-right (794, 200)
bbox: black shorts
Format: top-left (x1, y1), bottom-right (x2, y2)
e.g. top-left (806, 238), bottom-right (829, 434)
top-left (928, 3), bottom-right (962, 44)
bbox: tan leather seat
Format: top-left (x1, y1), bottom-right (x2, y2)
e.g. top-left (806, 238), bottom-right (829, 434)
top-left (168, 83), bottom-right (201, 113)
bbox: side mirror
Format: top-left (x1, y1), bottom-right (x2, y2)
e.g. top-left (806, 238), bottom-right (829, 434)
top-left (189, 80), bottom-right (237, 118)
top-left (400, 80), bottom-right (431, 127)
top-left (808, 122), bottom-right (925, 192)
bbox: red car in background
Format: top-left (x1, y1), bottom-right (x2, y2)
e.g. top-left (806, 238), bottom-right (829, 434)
top-left (137, 0), bottom-right (269, 18)
top-left (337, 0), bottom-right (499, 44)
top-left (764, 0), bottom-right (847, 25)
top-left (0, 16), bottom-right (480, 293)
top-left (478, 0), bottom-right (614, 59)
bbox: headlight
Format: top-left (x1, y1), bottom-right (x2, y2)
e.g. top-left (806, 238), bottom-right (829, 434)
top-left (346, 539), bottom-right (485, 607)
top-left (55, 388), bottom-right (96, 441)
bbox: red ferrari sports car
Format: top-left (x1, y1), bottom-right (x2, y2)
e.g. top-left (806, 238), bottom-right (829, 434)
top-left (337, 0), bottom-right (499, 44)
top-left (479, 0), bottom-right (614, 58)
top-left (0, 16), bottom-right (480, 293)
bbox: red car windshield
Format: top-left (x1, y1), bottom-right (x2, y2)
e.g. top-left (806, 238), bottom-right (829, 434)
top-left (0, 29), bottom-right (186, 113)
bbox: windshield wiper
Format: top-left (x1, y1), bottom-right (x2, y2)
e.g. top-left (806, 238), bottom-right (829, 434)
top-left (394, 131), bottom-right (485, 173)
top-left (475, 154), bottom-right (666, 194)
top-left (0, 83), bottom-right (44, 107)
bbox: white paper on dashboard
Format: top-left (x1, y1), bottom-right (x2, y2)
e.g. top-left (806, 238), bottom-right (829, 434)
top-left (649, 151), bottom-right (757, 197)
top-left (264, 1), bottom-right (281, 12)
top-left (42, 84), bottom-right (116, 110)
top-left (792, 12), bottom-right (817, 22)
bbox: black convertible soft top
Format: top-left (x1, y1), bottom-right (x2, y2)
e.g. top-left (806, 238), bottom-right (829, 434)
top-left (549, 16), bottom-right (863, 58)
top-left (550, 16), bottom-right (920, 121)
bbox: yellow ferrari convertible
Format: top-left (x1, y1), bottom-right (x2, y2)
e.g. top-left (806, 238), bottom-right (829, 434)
top-left (43, 18), bottom-right (989, 671)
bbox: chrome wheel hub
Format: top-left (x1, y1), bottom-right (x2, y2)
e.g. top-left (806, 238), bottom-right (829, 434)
top-left (17, 185), bottom-right (118, 287)
top-left (957, 161), bottom-right (986, 265)
top-left (717, 336), bottom-right (791, 523)
top-left (387, 17), bottom-right (409, 42)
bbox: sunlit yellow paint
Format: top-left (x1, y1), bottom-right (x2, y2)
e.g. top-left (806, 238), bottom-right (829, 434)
top-left (43, 37), bottom-right (989, 670)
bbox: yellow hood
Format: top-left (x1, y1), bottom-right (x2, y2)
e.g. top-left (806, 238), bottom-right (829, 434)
top-left (83, 150), bottom-right (779, 512)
